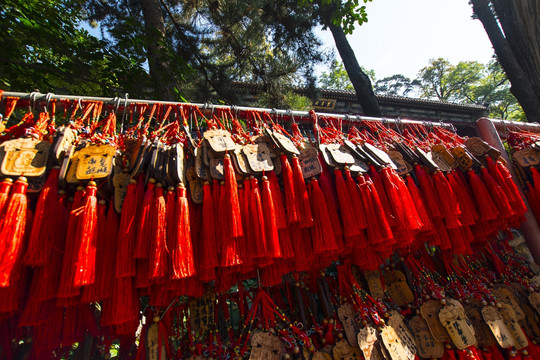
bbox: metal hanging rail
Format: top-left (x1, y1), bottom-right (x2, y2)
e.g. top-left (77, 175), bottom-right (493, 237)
top-left (0, 91), bottom-right (455, 130)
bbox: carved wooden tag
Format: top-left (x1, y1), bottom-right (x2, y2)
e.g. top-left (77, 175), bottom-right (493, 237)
top-left (52, 126), bottom-right (76, 162)
top-left (464, 137), bottom-right (491, 157)
top-left (499, 303), bottom-right (529, 350)
top-left (203, 129), bottom-right (236, 153)
top-left (387, 151), bottom-right (412, 175)
top-left (73, 144), bottom-right (116, 180)
top-left (326, 144), bottom-right (355, 166)
top-left (243, 143), bottom-right (274, 173)
top-left (363, 143), bottom-right (393, 169)
top-left (332, 339), bottom-right (363, 360)
top-left (186, 166), bottom-right (203, 204)
top-left (439, 303), bottom-right (477, 349)
top-left (357, 326), bottom-right (378, 360)
top-left (513, 148), bottom-right (540, 167)
top-left (519, 303), bottom-right (540, 343)
top-left (420, 301), bottom-right (450, 342)
top-left (195, 147), bottom-right (211, 181)
top-left (492, 285), bottom-right (525, 321)
top-left (383, 270), bottom-right (414, 307)
top-left (451, 147), bottom-right (473, 171)
top-left (313, 351), bottom-right (332, 360)
top-left (0, 138), bottom-right (50, 177)
top-left (299, 145), bottom-right (322, 179)
top-left (380, 311), bottom-right (417, 360)
top-left (267, 129), bottom-right (300, 156)
top-left (146, 320), bottom-right (167, 360)
top-left (189, 290), bottom-right (215, 332)
top-left (209, 157), bottom-right (224, 180)
top-left (272, 155), bottom-right (281, 175)
top-left (481, 306), bottom-right (516, 349)
top-left (530, 292), bottom-right (540, 316)
top-left (319, 144), bottom-right (338, 168)
top-left (337, 303), bottom-right (359, 347)
top-left (169, 143), bottom-right (185, 185)
top-left (409, 315), bottom-right (444, 359)
top-left (432, 144), bottom-right (457, 169)
top-left (249, 332), bottom-right (285, 360)
top-left (364, 270), bottom-right (385, 300)
top-left (232, 145), bottom-right (250, 176)
top-left (430, 151), bottom-right (452, 172)
top-left (113, 172), bottom-right (130, 213)
top-left (349, 158), bottom-right (369, 174)
top-left (463, 302), bottom-right (496, 347)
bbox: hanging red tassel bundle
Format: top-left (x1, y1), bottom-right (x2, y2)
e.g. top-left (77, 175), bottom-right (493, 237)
top-left (237, 180), bottom-right (254, 272)
top-left (81, 200), bottom-right (108, 303)
top-left (249, 177), bottom-right (270, 264)
top-left (467, 169), bottom-right (499, 222)
top-left (497, 160), bottom-right (527, 218)
top-left (166, 186), bottom-right (176, 274)
top-left (149, 184), bottom-right (169, 281)
top-left (527, 182), bottom-right (540, 220)
top-left (446, 170), bottom-right (479, 226)
top-left (261, 175), bottom-right (282, 259)
top-left (318, 161), bottom-right (343, 240)
top-left (358, 174), bottom-right (393, 245)
top-left (102, 276), bottom-right (138, 329)
top-left (431, 171), bottom-right (461, 229)
top-left (116, 179), bottom-right (138, 278)
top-left (414, 164), bottom-right (443, 220)
top-left (480, 167), bottom-right (514, 224)
top-left (171, 184), bottom-right (196, 279)
top-left (24, 167), bottom-right (59, 266)
top-left (0, 178), bottom-right (12, 215)
top-left (368, 165), bottom-right (392, 223)
top-left (308, 178), bottom-right (338, 255)
top-left (224, 153), bottom-right (243, 237)
top-left (199, 181), bottom-right (218, 281)
top-left (405, 174), bottom-right (433, 234)
top-left (95, 201), bottom-right (119, 300)
top-left (134, 179), bottom-right (156, 259)
top-left (267, 171), bottom-right (287, 230)
top-left (291, 155), bottom-right (313, 228)
top-left (73, 181), bottom-right (99, 287)
top-left (334, 169), bottom-right (362, 239)
top-left (0, 176), bottom-right (28, 287)
top-left (280, 154), bottom-right (299, 224)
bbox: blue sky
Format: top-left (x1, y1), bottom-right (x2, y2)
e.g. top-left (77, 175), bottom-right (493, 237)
top-left (317, 0), bottom-right (495, 80)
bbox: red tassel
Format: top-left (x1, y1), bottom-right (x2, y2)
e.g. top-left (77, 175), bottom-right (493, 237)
top-left (291, 155), bottom-right (313, 228)
top-left (480, 167), bottom-right (514, 222)
top-left (24, 168), bottom-right (59, 266)
top-left (134, 180), bottom-right (156, 259)
top-left (224, 154), bottom-right (243, 237)
top-left (468, 170), bottom-right (499, 221)
top-left (344, 168), bottom-right (367, 230)
top-left (527, 182), bottom-right (540, 221)
top-left (414, 164), bottom-right (443, 219)
top-left (238, 179), bottom-right (254, 271)
top-left (432, 171), bottom-right (461, 229)
top-left (497, 160), bottom-right (527, 217)
top-left (171, 184), bottom-right (196, 279)
top-left (281, 154), bottom-right (299, 224)
top-left (116, 179), bottom-right (138, 278)
top-left (308, 178), bottom-right (338, 254)
top-left (0, 178), bottom-right (13, 214)
top-left (102, 276), bottom-right (138, 327)
top-left (249, 177), bottom-right (269, 263)
top-left (334, 169), bottom-right (361, 238)
top-left (405, 174), bottom-right (433, 234)
top-left (447, 170), bottom-right (479, 226)
top-left (267, 171), bottom-right (288, 230)
top-left (149, 184), bottom-right (169, 280)
top-left (199, 181), bottom-right (218, 281)
top-left (96, 202), bottom-right (119, 300)
top-left (73, 181), bottom-right (98, 287)
top-left (81, 200), bottom-right (108, 303)
top-left (359, 174), bottom-right (393, 245)
top-left (318, 163), bottom-right (343, 239)
top-left (368, 165), bottom-right (392, 222)
top-left (261, 175), bottom-right (282, 258)
top-left (0, 177), bottom-right (28, 287)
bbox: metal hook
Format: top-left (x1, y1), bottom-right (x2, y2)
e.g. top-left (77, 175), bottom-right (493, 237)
top-left (45, 93), bottom-right (54, 113)
top-left (29, 92), bottom-right (38, 113)
top-left (112, 97), bottom-right (121, 115)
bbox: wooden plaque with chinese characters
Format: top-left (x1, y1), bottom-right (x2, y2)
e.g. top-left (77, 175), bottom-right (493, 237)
top-left (74, 144), bottom-right (116, 180)
top-left (0, 138), bottom-right (50, 177)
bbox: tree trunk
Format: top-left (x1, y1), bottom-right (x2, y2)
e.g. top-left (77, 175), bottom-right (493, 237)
top-left (471, 0), bottom-right (540, 122)
top-left (139, 0), bottom-right (175, 100)
top-left (328, 23), bottom-right (382, 117)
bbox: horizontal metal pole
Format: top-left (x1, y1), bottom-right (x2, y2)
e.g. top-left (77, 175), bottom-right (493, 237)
top-left (478, 117), bottom-right (540, 136)
top-left (0, 91), bottom-right (455, 130)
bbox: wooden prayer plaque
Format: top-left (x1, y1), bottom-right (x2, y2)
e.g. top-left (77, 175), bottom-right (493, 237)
top-left (464, 137), bottom-right (492, 157)
top-left (52, 126), bottom-right (76, 162)
top-left (380, 311), bottom-right (417, 360)
top-left (337, 303), bottom-right (359, 347)
top-left (513, 148), bottom-right (540, 167)
top-left (387, 151), bottom-right (412, 175)
top-left (232, 145), bottom-right (250, 176)
top-left (209, 157), bottom-right (224, 180)
top-left (74, 144), bottom-right (116, 180)
top-left (420, 300), bottom-right (450, 342)
top-left (364, 270), bottom-right (385, 300)
top-left (409, 315), bottom-right (444, 359)
top-left (499, 303), bottom-right (528, 350)
top-left (439, 303), bottom-right (477, 349)
top-left (249, 332), bottom-right (285, 360)
top-left (243, 143), bottom-right (274, 173)
top-left (269, 129), bottom-right (300, 156)
top-left (481, 306), bottom-right (515, 349)
top-left (357, 326), bottom-right (379, 360)
top-left (194, 147), bottom-right (211, 181)
top-left (432, 144), bottom-right (457, 169)
top-left (203, 129), bottom-right (236, 153)
top-left (186, 166), bottom-right (203, 204)
top-left (429, 151), bottom-right (452, 172)
top-left (146, 320), bottom-right (167, 360)
top-left (319, 144), bottom-right (338, 168)
top-left (492, 285), bottom-right (526, 321)
top-left (463, 302), bottom-right (496, 347)
top-left (113, 171), bottom-right (130, 213)
top-left (326, 143), bottom-right (355, 166)
top-left (383, 270), bottom-right (414, 307)
top-left (451, 146), bottom-right (473, 171)
top-left (332, 339), bottom-right (363, 360)
top-left (299, 145), bottom-right (322, 179)
top-left (0, 138), bottom-right (50, 177)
